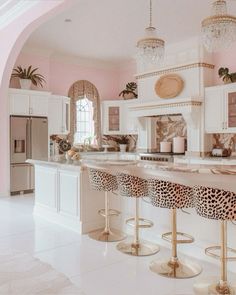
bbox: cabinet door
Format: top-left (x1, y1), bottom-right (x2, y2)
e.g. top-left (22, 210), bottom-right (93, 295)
top-left (225, 88), bottom-right (236, 132)
top-left (34, 166), bottom-right (57, 210)
top-left (58, 170), bottom-right (79, 216)
top-left (10, 93), bottom-right (30, 115)
top-left (205, 88), bottom-right (224, 133)
top-left (48, 96), bottom-right (63, 134)
top-left (62, 98), bottom-right (70, 134)
top-left (30, 95), bottom-right (48, 116)
top-left (103, 104), bottom-right (121, 135)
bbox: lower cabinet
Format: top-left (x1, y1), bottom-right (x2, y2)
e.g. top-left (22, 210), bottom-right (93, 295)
top-left (58, 170), bottom-right (80, 216)
top-left (35, 166), bottom-right (57, 210)
top-left (33, 164), bottom-right (104, 234)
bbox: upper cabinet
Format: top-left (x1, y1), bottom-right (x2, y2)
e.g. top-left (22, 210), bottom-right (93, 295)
top-left (9, 88), bottom-right (50, 117)
top-left (205, 83), bottom-right (236, 133)
top-left (48, 95), bottom-right (70, 135)
top-left (102, 100), bottom-right (138, 135)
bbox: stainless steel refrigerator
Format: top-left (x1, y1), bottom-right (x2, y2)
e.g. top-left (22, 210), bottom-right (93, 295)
top-left (10, 116), bottom-right (48, 194)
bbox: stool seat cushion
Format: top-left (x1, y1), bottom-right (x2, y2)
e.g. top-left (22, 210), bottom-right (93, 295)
top-left (116, 173), bottom-right (148, 198)
top-left (194, 186), bottom-right (236, 221)
top-left (148, 179), bottom-right (194, 209)
top-left (88, 168), bottom-right (118, 192)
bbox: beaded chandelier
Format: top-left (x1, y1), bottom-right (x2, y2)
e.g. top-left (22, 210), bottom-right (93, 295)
top-left (201, 0), bottom-right (236, 52)
top-left (136, 0), bottom-right (165, 72)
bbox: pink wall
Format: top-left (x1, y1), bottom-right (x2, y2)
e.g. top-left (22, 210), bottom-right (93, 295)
top-left (0, 0), bottom-right (74, 196)
top-left (11, 51), bottom-right (130, 100)
top-left (213, 42), bottom-right (236, 85)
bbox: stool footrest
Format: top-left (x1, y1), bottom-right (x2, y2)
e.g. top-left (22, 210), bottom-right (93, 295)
top-left (205, 246), bottom-right (236, 261)
top-left (98, 209), bottom-right (120, 217)
top-left (162, 232), bottom-right (194, 244)
top-left (126, 217), bottom-right (154, 229)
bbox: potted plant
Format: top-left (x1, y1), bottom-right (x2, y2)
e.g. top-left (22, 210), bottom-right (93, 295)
top-left (116, 136), bottom-right (129, 152)
top-left (11, 66), bottom-right (46, 89)
top-left (218, 67), bottom-right (236, 84)
top-left (119, 82), bottom-right (138, 100)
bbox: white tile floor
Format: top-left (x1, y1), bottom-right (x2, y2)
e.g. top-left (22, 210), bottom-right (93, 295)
top-left (0, 195), bottom-right (235, 295)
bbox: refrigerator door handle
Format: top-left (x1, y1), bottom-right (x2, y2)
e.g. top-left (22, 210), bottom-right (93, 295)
top-left (26, 118), bottom-right (32, 159)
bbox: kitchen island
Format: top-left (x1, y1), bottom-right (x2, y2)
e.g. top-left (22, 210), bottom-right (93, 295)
top-left (28, 154), bottom-right (236, 273)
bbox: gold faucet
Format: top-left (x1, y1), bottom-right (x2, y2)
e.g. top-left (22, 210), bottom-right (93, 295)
top-left (83, 138), bottom-right (91, 152)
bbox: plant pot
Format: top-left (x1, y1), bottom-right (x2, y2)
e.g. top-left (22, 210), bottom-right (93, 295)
top-left (123, 92), bottom-right (135, 100)
top-left (20, 79), bottom-right (31, 90)
top-left (119, 144), bottom-right (127, 152)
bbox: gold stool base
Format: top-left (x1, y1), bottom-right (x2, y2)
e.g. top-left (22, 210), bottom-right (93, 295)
top-left (116, 239), bottom-right (160, 256)
top-left (150, 258), bottom-right (202, 279)
top-left (193, 277), bottom-right (236, 295)
top-left (88, 228), bottom-right (126, 242)
top-left (208, 283), bottom-right (235, 295)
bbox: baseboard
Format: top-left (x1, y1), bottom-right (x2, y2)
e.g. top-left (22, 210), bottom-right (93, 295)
top-left (0, 191), bottom-right (10, 197)
top-left (34, 204), bottom-right (82, 234)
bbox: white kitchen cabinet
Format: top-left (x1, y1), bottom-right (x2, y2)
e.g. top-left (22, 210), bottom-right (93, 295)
top-left (205, 83), bottom-right (236, 133)
top-left (9, 88), bottom-right (50, 116)
top-left (48, 95), bottom-right (70, 135)
top-left (34, 165), bottom-right (57, 210)
top-left (102, 100), bottom-right (138, 135)
top-left (58, 169), bottom-right (79, 216)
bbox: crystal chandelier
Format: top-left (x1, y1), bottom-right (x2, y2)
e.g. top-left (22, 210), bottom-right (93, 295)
top-left (201, 0), bottom-right (236, 52)
top-left (136, 0), bottom-right (165, 72)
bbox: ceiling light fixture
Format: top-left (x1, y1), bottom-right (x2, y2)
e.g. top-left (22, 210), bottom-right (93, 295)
top-left (136, 0), bottom-right (165, 72)
top-left (64, 18), bottom-right (72, 23)
top-left (201, 0), bottom-right (236, 52)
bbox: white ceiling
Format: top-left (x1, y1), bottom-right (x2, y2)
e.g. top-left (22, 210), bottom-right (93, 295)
top-left (24, 0), bottom-right (236, 63)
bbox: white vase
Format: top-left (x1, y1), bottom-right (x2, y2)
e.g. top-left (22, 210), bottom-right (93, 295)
top-left (119, 144), bottom-right (127, 152)
top-left (20, 79), bottom-right (31, 90)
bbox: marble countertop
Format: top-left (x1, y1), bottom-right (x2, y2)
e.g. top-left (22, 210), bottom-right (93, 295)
top-left (27, 152), bottom-right (236, 175)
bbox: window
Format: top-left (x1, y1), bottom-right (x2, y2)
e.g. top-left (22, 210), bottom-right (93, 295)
top-left (74, 97), bottom-right (95, 144)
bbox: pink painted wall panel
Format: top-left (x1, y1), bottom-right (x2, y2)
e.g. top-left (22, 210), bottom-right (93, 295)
top-left (10, 52), bottom-right (50, 91)
top-left (49, 59), bottom-right (119, 100)
top-left (213, 43), bottom-right (236, 85)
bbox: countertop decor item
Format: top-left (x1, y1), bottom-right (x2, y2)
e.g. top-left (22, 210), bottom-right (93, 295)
top-left (173, 136), bottom-right (185, 154)
top-left (119, 82), bottom-right (138, 99)
top-left (11, 65), bottom-right (46, 89)
top-left (115, 136), bottom-right (129, 152)
top-left (155, 74), bottom-right (184, 99)
top-left (160, 141), bottom-right (172, 153)
top-left (218, 67), bottom-right (236, 83)
top-left (58, 139), bottom-right (72, 153)
top-left (135, 0), bottom-right (165, 72)
top-left (201, 0), bottom-right (236, 52)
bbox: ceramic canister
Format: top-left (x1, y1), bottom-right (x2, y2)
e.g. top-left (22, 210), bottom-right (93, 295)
top-left (173, 136), bottom-right (185, 154)
top-left (160, 142), bottom-right (172, 153)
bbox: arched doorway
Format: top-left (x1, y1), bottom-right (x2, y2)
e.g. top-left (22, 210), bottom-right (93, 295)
top-left (68, 80), bottom-right (102, 147)
top-left (0, 1), bottom-right (74, 195)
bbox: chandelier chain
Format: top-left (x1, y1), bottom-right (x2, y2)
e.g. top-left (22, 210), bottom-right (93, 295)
top-left (149, 0), bottom-right (152, 27)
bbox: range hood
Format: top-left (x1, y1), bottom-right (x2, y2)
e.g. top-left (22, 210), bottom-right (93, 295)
top-left (128, 97), bottom-right (204, 155)
top-left (128, 97), bottom-right (202, 127)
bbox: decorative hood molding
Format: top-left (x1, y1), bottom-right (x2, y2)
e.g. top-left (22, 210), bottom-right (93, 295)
top-left (128, 97), bottom-right (202, 128)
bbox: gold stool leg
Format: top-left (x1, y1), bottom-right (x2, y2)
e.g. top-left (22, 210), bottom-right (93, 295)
top-left (208, 221), bottom-right (235, 295)
top-left (150, 208), bottom-right (202, 279)
top-left (117, 197), bottom-right (160, 256)
top-left (89, 191), bottom-right (126, 242)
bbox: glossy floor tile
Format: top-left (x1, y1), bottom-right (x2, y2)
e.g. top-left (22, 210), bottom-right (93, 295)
top-left (0, 195), bottom-right (235, 295)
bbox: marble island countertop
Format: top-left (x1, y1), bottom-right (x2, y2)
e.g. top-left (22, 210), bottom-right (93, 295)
top-left (27, 152), bottom-right (236, 175)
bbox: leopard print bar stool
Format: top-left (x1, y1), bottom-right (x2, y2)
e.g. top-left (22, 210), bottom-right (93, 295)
top-left (116, 172), bottom-right (160, 256)
top-left (194, 186), bottom-right (236, 295)
top-left (148, 179), bottom-right (202, 279)
top-left (87, 168), bottom-right (126, 242)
